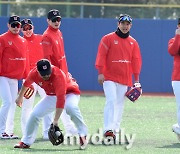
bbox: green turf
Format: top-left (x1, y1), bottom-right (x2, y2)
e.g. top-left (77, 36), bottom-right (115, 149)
top-left (0, 95), bottom-right (180, 154)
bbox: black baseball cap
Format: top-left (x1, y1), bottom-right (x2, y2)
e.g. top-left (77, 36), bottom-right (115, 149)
top-left (178, 18), bottom-right (180, 25)
top-left (118, 14), bottom-right (132, 23)
top-left (47, 9), bottom-right (61, 20)
top-left (37, 59), bottom-right (52, 76)
top-left (9, 15), bottom-right (21, 24)
top-left (21, 19), bottom-right (33, 28)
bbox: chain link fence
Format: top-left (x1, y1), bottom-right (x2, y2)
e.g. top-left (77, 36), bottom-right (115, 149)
top-left (0, 1), bottom-right (179, 19)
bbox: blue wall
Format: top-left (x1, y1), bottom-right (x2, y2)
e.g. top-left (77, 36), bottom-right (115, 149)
top-left (0, 17), bottom-right (176, 93)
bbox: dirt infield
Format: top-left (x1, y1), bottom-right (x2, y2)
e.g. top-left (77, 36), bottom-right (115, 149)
top-left (81, 91), bottom-right (174, 97)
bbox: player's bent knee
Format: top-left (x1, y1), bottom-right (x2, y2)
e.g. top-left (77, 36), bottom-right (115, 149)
top-left (66, 105), bottom-right (79, 116)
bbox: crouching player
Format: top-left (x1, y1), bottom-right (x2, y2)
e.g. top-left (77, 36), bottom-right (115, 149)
top-left (14, 59), bottom-right (88, 149)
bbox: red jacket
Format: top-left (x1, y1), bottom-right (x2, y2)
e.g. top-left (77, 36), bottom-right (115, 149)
top-left (24, 34), bottom-right (44, 70)
top-left (95, 32), bottom-right (142, 86)
top-left (168, 35), bottom-right (180, 80)
top-left (0, 31), bottom-right (29, 79)
top-left (66, 73), bottom-right (80, 95)
top-left (42, 26), bottom-right (80, 94)
top-left (24, 66), bottom-right (66, 108)
top-left (41, 26), bottom-right (68, 75)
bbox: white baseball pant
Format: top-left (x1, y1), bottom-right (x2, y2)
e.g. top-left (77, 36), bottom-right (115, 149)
top-left (0, 76), bottom-right (18, 135)
top-left (21, 93), bottom-right (88, 145)
top-left (103, 80), bottom-right (127, 133)
top-left (60, 109), bottom-right (77, 135)
top-left (21, 83), bottom-right (78, 138)
top-left (21, 82), bottom-right (53, 138)
top-left (172, 81), bottom-right (180, 126)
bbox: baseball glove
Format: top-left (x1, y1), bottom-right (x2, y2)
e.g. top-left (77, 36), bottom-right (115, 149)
top-left (48, 123), bottom-right (64, 146)
top-left (24, 85), bottom-right (34, 99)
top-left (125, 86), bottom-right (142, 102)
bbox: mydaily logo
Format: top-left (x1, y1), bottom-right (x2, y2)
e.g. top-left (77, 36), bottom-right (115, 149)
top-left (63, 128), bottom-right (136, 149)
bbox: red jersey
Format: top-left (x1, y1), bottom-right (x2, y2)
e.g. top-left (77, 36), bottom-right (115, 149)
top-left (66, 73), bottom-right (80, 95)
top-left (23, 66), bottom-right (67, 108)
top-left (0, 31), bottom-right (29, 79)
top-left (41, 26), bottom-right (68, 75)
top-left (24, 34), bottom-right (44, 70)
top-left (95, 32), bottom-right (142, 86)
top-left (168, 35), bottom-right (180, 80)
top-left (42, 26), bottom-right (80, 94)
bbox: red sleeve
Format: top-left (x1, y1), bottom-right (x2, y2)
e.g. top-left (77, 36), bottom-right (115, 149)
top-left (168, 35), bottom-right (180, 56)
top-left (22, 42), bottom-right (30, 79)
top-left (66, 73), bottom-right (81, 94)
top-left (131, 41), bottom-right (142, 81)
top-left (95, 36), bottom-right (109, 74)
top-left (41, 36), bottom-right (53, 60)
top-left (53, 70), bottom-right (67, 108)
top-left (23, 69), bottom-right (36, 87)
top-left (56, 95), bottom-right (66, 109)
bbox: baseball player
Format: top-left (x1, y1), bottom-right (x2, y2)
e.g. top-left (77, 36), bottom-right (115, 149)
top-left (95, 14), bottom-right (142, 140)
top-left (41, 9), bottom-right (79, 136)
top-left (0, 15), bottom-right (29, 139)
top-left (20, 18), bottom-right (52, 139)
top-left (14, 59), bottom-right (88, 149)
top-left (168, 18), bottom-right (180, 141)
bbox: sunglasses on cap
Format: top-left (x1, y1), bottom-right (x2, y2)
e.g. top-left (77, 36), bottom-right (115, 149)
top-left (23, 24), bottom-right (33, 31)
top-left (11, 23), bottom-right (21, 28)
top-left (51, 17), bottom-right (61, 23)
top-left (119, 15), bottom-right (132, 23)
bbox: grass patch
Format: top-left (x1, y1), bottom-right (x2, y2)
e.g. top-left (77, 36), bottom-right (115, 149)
top-left (0, 95), bottom-right (180, 153)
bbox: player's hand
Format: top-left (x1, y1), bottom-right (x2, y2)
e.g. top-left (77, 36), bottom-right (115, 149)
top-left (133, 82), bottom-right (142, 95)
top-left (15, 96), bottom-right (23, 108)
top-left (98, 74), bottom-right (105, 85)
top-left (53, 120), bottom-right (58, 126)
top-left (133, 82), bottom-right (141, 88)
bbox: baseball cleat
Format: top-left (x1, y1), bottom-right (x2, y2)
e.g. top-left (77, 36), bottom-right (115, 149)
top-left (14, 142), bottom-right (30, 149)
top-left (79, 136), bottom-right (88, 150)
top-left (0, 132), bottom-right (10, 139)
top-left (104, 130), bottom-right (116, 139)
top-left (103, 130), bottom-right (116, 144)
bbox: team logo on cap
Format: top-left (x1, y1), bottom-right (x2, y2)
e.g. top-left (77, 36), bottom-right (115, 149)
top-left (24, 19), bottom-right (28, 24)
top-left (53, 11), bottom-right (58, 15)
top-left (14, 16), bottom-right (18, 21)
top-left (43, 65), bottom-right (47, 70)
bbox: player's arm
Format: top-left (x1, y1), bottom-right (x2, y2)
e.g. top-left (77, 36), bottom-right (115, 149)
top-left (16, 85), bottom-right (29, 107)
top-left (53, 69), bottom-right (67, 125)
top-left (53, 108), bottom-right (63, 126)
top-left (95, 37), bottom-right (109, 84)
top-left (97, 74), bottom-right (105, 85)
top-left (23, 41), bottom-right (30, 79)
top-left (131, 41), bottom-right (142, 83)
top-left (41, 36), bottom-right (53, 60)
top-left (16, 70), bottom-right (34, 107)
